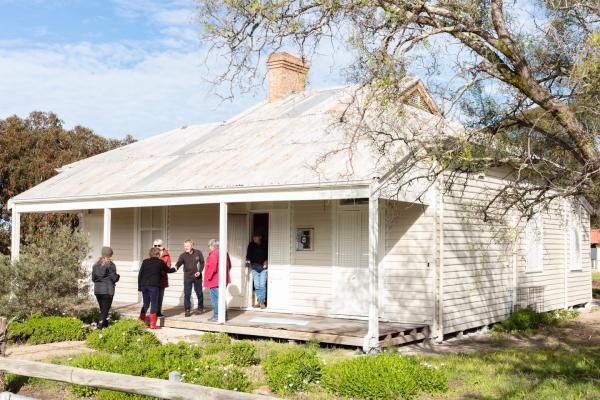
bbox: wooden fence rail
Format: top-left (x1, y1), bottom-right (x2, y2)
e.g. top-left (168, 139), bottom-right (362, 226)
top-left (0, 358), bottom-right (280, 400)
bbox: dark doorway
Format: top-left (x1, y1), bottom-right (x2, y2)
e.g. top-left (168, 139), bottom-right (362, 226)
top-left (251, 213), bottom-right (269, 240)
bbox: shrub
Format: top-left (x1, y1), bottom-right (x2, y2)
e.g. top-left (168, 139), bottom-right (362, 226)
top-left (0, 225), bottom-right (90, 318)
top-left (69, 353), bottom-right (115, 397)
top-left (200, 332), bottom-right (231, 344)
top-left (494, 308), bottom-right (580, 333)
top-left (185, 363), bottom-right (250, 392)
top-left (226, 341), bottom-right (259, 367)
top-left (86, 318), bottom-right (160, 354)
top-left (8, 314), bottom-right (87, 344)
top-left (67, 340), bottom-right (251, 396)
top-left (78, 307), bottom-right (121, 324)
top-left (263, 348), bottom-right (323, 394)
top-left (322, 353), bottom-right (448, 400)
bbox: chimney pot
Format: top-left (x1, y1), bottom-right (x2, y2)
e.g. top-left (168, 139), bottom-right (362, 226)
top-left (266, 52), bottom-right (309, 102)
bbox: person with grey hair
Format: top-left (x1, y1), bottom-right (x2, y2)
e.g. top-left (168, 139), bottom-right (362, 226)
top-left (175, 239), bottom-right (205, 317)
top-left (92, 246), bottom-right (120, 329)
top-left (153, 239), bottom-right (172, 317)
top-left (203, 239), bottom-right (231, 322)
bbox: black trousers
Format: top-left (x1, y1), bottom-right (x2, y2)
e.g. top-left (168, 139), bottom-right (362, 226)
top-left (141, 286), bottom-right (160, 314)
top-left (157, 287), bottom-right (165, 315)
top-left (95, 294), bottom-right (114, 328)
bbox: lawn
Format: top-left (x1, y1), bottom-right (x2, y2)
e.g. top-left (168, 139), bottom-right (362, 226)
top-left (5, 308), bottom-right (600, 400)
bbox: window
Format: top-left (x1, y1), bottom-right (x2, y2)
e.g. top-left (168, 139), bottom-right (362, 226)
top-left (525, 213), bottom-right (543, 273)
top-left (569, 207), bottom-right (582, 271)
top-left (139, 207), bottom-right (165, 261)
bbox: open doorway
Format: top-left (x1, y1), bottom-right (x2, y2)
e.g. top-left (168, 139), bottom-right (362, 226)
top-left (251, 213), bottom-right (269, 240)
top-left (248, 213), bottom-right (269, 310)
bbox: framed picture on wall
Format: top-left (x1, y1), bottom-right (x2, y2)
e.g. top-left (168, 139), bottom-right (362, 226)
top-left (296, 228), bottom-right (314, 251)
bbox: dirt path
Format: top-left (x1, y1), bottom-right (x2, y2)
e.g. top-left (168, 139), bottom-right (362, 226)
top-left (5, 341), bottom-right (92, 361)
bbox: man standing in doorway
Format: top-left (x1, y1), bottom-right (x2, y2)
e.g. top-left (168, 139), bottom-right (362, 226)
top-left (175, 239), bottom-right (205, 317)
top-left (246, 232), bottom-right (268, 309)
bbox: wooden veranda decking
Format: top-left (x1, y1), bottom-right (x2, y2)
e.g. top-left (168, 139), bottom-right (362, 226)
top-left (114, 303), bottom-right (429, 347)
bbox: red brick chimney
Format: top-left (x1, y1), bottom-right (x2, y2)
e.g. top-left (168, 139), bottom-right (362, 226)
top-left (266, 52), bottom-right (309, 102)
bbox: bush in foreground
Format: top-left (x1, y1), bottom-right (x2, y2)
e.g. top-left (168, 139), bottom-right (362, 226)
top-left (226, 341), bottom-right (259, 367)
top-left (8, 314), bottom-right (87, 344)
top-left (0, 225), bottom-right (90, 318)
top-left (322, 353), bottom-right (448, 400)
top-left (263, 347), bottom-right (322, 394)
top-left (86, 318), bottom-right (160, 354)
top-left (68, 339), bottom-right (250, 398)
top-left (494, 308), bottom-right (580, 333)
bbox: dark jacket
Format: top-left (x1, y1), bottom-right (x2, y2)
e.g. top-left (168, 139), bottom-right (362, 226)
top-left (92, 260), bottom-right (120, 296)
top-left (138, 257), bottom-right (176, 290)
top-left (246, 241), bottom-right (268, 272)
top-left (175, 249), bottom-right (205, 283)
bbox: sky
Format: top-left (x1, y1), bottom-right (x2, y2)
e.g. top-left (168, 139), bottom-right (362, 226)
top-left (0, 0), bottom-right (353, 139)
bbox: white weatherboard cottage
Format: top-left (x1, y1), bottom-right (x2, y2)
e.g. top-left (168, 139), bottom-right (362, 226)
top-left (8, 52), bottom-right (592, 350)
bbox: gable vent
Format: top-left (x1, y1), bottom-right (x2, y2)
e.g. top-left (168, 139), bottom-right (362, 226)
top-left (405, 90), bottom-right (431, 112)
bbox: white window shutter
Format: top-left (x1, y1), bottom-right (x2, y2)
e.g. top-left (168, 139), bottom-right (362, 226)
top-left (337, 211), bottom-right (360, 268)
top-left (525, 213), bottom-right (543, 273)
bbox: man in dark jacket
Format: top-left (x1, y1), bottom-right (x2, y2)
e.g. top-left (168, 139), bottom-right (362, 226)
top-left (92, 246), bottom-right (120, 329)
top-left (246, 232), bottom-right (268, 308)
top-left (175, 239), bottom-right (205, 317)
top-left (138, 247), bottom-right (177, 329)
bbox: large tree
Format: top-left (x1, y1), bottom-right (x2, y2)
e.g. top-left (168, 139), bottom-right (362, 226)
top-left (197, 0), bottom-right (600, 221)
top-left (0, 112), bottom-right (135, 254)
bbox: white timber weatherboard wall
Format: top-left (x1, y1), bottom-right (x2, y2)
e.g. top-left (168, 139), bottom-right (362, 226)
top-left (289, 201), bottom-right (335, 315)
top-left (568, 203), bottom-right (592, 306)
top-left (380, 200), bottom-right (435, 325)
top-left (441, 171), bottom-right (513, 334)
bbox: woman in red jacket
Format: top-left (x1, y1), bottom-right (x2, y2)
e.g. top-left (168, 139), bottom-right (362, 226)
top-left (204, 239), bottom-right (231, 322)
top-left (153, 239), bottom-right (172, 317)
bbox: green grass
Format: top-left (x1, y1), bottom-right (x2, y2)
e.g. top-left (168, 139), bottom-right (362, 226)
top-left (592, 271), bottom-right (600, 282)
top-left (11, 314), bottom-right (600, 400)
top-left (419, 344), bottom-right (600, 399)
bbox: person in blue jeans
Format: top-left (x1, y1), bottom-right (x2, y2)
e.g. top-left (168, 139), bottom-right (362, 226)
top-left (204, 239), bottom-right (231, 322)
top-left (245, 232), bottom-right (268, 308)
top-left (175, 240), bottom-right (205, 317)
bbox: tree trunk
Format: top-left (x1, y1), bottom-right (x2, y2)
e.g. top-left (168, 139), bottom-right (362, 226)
top-left (0, 317), bottom-right (6, 390)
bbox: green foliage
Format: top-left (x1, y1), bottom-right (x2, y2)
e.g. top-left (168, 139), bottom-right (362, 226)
top-left (494, 308), bottom-right (580, 333)
top-left (200, 332), bottom-right (231, 344)
top-left (0, 111), bottom-right (135, 255)
top-left (7, 314), bottom-right (87, 344)
top-left (593, 288), bottom-right (600, 299)
top-left (0, 224), bottom-right (91, 317)
top-left (225, 341), bottom-right (259, 367)
top-left (86, 318), bottom-right (160, 354)
top-left (199, 332), bottom-right (232, 355)
top-left (322, 353), bottom-right (448, 400)
top-left (67, 339), bottom-right (250, 396)
top-left (77, 307), bottom-right (121, 324)
top-left (262, 347), bottom-right (323, 394)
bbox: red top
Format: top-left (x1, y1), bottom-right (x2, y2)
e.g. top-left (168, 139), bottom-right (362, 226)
top-left (203, 248), bottom-right (231, 289)
top-left (591, 229), bottom-right (600, 245)
top-left (159, 249), bottom-right (172, 288)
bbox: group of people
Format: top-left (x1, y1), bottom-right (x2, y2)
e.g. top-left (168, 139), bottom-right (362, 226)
top-left (91, 232), bottom-right (268, 329)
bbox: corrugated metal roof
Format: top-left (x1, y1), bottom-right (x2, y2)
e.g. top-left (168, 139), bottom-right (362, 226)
top-left (12, 80), bottom-right (462, 203)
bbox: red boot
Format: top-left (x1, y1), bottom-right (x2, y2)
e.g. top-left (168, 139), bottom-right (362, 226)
top-left (139, 312), bottom-right (147, 326)
top-left (149, 313), bottom-right (160, 329)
